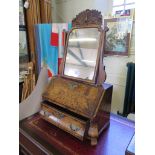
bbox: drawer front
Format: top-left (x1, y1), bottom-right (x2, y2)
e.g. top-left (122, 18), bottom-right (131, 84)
top-left (20, 131), bottom-right (52, 155)
top-left (40, 104), bottom-right (87, 140)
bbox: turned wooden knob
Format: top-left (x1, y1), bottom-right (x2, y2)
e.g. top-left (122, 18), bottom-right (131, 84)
top-left (88, 125), bottom-right (98, 138)
top-left (91, 138), bottom-right (98, 146)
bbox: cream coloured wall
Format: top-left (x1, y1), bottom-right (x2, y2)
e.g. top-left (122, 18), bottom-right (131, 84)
top-left (105, 24), bottom-right (135, 114)
top-left (51, 0), bottom-right (135, 114)
top-left (51, 0), bottom-right (112, 23)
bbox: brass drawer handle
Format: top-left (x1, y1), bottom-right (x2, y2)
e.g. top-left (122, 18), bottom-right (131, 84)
top-left (55, 111), bottom-right (65, 119)
top-left (70, 124), bottom-right (80, 132)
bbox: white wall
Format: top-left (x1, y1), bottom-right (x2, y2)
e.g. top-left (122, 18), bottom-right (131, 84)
top-left (51, 0), bottom-right (135, 114)
top-left (105, 23), bottom-right (135, 114)
top-left (51, 0), bottom-right (112, 23)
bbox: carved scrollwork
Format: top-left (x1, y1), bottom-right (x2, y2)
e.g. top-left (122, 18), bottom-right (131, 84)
top-left (72, 9), bottom-right (102, 27)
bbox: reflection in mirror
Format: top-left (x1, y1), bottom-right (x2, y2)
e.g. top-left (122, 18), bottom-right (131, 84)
top-left (64, 28), bottom-right (100, 80)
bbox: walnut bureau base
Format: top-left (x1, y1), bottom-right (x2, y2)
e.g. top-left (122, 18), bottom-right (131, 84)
top-left (40, 77), bottom-right (113, 145)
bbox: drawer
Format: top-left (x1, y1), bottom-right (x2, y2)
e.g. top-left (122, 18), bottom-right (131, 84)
top-left (40, 104), bottom-right (87, 140)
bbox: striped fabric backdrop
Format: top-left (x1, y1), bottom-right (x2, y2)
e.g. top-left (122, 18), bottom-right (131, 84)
top-left (34, 23), bottom-right (72, 78)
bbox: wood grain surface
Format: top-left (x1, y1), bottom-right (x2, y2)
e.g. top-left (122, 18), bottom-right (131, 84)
top-left (42, 77), bottom-right (104, 118)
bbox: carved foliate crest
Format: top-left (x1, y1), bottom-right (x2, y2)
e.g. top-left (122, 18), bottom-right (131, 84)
top-left (72, 9), bottom-right (102, 27)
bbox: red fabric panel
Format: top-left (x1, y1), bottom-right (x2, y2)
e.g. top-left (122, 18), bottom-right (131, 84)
top-left (48, 69), bottom-right (52, 77)
top-left (58, 58), bottom-right (63, 74)
top-left (62, 31), bottom-right (65, 46)
top-left (50, 33), bottom-right (58, 46)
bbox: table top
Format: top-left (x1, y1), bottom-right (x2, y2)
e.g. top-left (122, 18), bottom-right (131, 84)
top-left (20, 113), bottom-right (135, 155)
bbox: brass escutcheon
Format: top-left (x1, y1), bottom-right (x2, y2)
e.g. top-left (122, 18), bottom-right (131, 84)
top-left (68, 83), bottom-right (78, 90)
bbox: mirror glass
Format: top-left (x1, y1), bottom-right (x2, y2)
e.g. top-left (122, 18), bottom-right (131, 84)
top-left (64, 28), bottom-right (100, 80)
